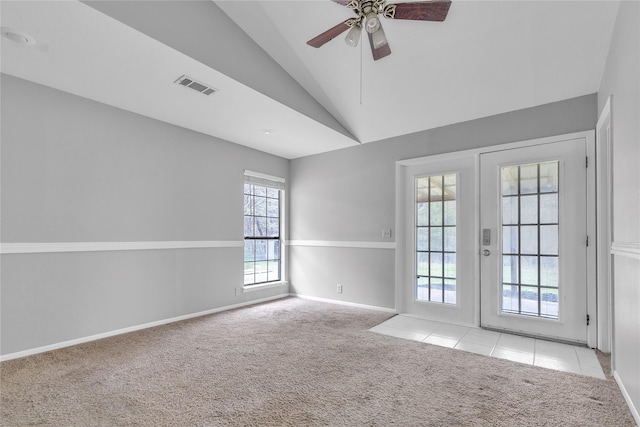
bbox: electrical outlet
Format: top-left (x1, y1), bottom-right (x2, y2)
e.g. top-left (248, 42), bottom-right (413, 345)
top-left (337, 284), bottom-right (343, 294)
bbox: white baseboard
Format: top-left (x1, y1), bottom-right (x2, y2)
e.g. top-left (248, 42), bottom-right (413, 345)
top-left (614, 370), bottom-right (640, 426)
top-left (290, 293), bottom-right (396, 313)
top-left (0, 294), bottom-right (289, 362)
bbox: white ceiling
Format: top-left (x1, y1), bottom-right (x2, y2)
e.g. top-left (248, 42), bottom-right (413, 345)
top-left (1, 1), bottom-right (620, 159)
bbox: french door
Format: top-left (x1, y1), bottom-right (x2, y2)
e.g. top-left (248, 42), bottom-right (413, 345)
top-left (479, 138), bottom-right (588, 343)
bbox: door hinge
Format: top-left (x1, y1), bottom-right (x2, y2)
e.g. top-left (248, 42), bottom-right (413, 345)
top-left (586, 156), bottom-right (589, 168)
top-left (586, 314), bottom-right (590, 326)
top-left (586, 235), bottom-right (589, 246)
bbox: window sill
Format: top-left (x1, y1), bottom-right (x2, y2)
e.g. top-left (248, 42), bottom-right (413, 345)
top-left (243, 281), bottom-right (289, 293)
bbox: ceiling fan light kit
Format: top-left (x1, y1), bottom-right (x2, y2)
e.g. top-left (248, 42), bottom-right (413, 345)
top-left (307, 0), bottom-right (451, 60)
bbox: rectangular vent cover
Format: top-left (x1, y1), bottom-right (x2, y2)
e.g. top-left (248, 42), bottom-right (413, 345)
top-left (175, 75), bottom-right (218, 96)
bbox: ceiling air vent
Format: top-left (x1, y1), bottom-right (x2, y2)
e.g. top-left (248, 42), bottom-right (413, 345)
top-left (175, 75), bottom-right (218, 96)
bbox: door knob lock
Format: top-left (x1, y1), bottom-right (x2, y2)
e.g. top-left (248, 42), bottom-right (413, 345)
top-left (482, 249), bottom-right (491, 256)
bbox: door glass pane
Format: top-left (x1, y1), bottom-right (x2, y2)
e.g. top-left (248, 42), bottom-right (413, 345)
top-left (500, 161), bottom-right (560, 319)
top-left (415, 173), bottom-right (457, 304)
top-left (502, 196), bottom-right (518, 225)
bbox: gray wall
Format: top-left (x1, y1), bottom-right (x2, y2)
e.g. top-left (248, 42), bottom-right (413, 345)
top-left (289, 94), bottom-right (597, 308)
top-left (0, 74), bottom-right (289, 356)
top-left (597, 0), bottom-right (640, 418)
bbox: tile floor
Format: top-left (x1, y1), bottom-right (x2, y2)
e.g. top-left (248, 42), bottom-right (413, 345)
top-left (370, 314), bottom-right (606, 379)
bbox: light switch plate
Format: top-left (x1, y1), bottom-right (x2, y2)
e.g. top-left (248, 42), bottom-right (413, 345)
top-left (382, 229), bottom-right (392, 239)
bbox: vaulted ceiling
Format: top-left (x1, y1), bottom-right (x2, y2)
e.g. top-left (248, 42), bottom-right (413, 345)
top-left (1, 1), bottom-right (620, 159)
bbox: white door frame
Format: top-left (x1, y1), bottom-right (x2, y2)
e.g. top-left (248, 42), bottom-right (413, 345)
top-left (596, 96), bottom-right (613, 353)
top-left (395, 130), bottom-right (597, 347)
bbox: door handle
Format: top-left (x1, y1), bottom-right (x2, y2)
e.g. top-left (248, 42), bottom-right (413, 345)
top-left (482, 249), bottom-right (491, 256)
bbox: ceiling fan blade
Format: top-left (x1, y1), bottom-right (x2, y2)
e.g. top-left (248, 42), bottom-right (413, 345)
top-left (330, 0), bottom-right (352, 5)
top-left (307, 20), bottom-right (351, 48)
top-left (367, 31), bottom-right (391, 61)
top-left (389, 1), bottom-right (451, 21)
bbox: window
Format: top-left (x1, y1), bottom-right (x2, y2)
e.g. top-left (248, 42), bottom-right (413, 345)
top-left (243, 171), bottom-right (284, 286)
top-left (415, 173), bottom-right (457, 304)
top-left (501, 161), bottom-right (559, 319)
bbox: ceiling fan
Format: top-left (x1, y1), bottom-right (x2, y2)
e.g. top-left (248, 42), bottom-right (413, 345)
top-left (307, 0), bottom-right (451, 61)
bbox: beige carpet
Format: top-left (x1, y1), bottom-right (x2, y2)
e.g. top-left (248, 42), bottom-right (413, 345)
top-left (1, 297), bottom-right (634, 426)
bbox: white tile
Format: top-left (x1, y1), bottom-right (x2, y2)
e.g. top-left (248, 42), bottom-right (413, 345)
top-left (575, 347), bottom-right (602, 368)
top-left (580, 364), bottom-right (606, 380)
top-left (491, 348), bottom-right (534, 365)
top-left (459, 332), bottom-right (500, 348)
top-left (379, 315), bottom-right (416, 329)
top-left (534, 355), bottom-right (582, 374)
top-left (430, 323), bottom-right (470, 340)
top-left (423, 335), bottom-right (459, 348)
top-left (454, 340), bottom-right (493, 356)
top-left (408, 318), bottom-right (442, 334)
top-left (369, 325), bottom-right (428, 342)
top-left (495, 334), bottom-right (536, 353)
top-left (465, 328), bottom-right (502, 339)
top-left (534, 340), bottom-right (579, 364)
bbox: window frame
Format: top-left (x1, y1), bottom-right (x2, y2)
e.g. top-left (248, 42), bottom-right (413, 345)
top-left (243, 171), bottom-right (286, 288)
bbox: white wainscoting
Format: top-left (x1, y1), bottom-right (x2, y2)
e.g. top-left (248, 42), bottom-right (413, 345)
top-left (611, 242), bottom-right (640, 260)
top-left (287, 240), bottom-right (396, 250)
top-left (0, 241), bottom-right (243, 254)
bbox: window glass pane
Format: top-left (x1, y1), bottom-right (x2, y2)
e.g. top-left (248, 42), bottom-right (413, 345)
top-left (429, 279), bottom-right (443, 303)
top-left (444, 253), bottom-right (456, 278)
top-left (502, 166), bottom-right (519, 196)
top-left (430, 176), bottom-right (443, 201)
top-left (520, 164), bottom-right (538, 194)
top-left (503, 226), bottom-right (519, 254)
top-left (254, 217), bottom-right (267, 237)
top-left (254, 196), bottom-right (267, 216)
top-left (520, 286), bottom-right (539, 315)
top-left (267, 217), bottom-right (279, 237)
top-left (267, 198), bottom-right (279, 217)
top-left (267, 240), bottom-right (280, 260)
top-left (444, 175), bottom-right (456, 200)
top-left (254, 186), bottom-right (266, 197)
top-left (430, 202), bottom-right (442, 226)
top-left (417, 228), bottom-right (429, 251)
top-left (540, 194), bottom-right (558, 223)
top-left (444, 279), bottom-right (456, 304)
top-left (520, 225), bottom-right (538, 255)
top-left (502, 285), bottom-right (519, 312)
top-left (540, 225), bottom-right (558, 255)
top-left (417, 182), bottom-right (429, 203)
top-left (541, 288), bottom-right (559, 318)
top-left (417, 252), bottom-right (429, 276)
top-left (502, 196), bottom-right (518, 225)
top-left (416, 203), bottom-right (428, 226)
top-left (521, 256), bottom-right (539, 285)
top-left (444, 201), bottom-right (456, 226)
top-left (255, 240), bottom-right (267, 261)
top-left (502, 255), bottom-right (519, 284)
top-left (540, 256), bottom-right (559, 287)
top-left (520, 195), bottom-right (538, 224)
top-left (244, 216), bottom-right (253, 237)
top-left (416, 277), bottom-right (429, 301)
top-left (267, 187), bottom-right (279, 198)
top-left (430, 253), bottom-right (443, 277)
top-left (444, 227), bottom-right (456, 252)
top-left (430, 227), bottom-right (443, 252)
top-left (244, 195), bottom-right (252, 215)
top-left (244, 240), bottom-right (254, 261)
top-left (267, 260), bottom-right (280, 282)
top-left (539, 162), bottom-right (559, 193)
